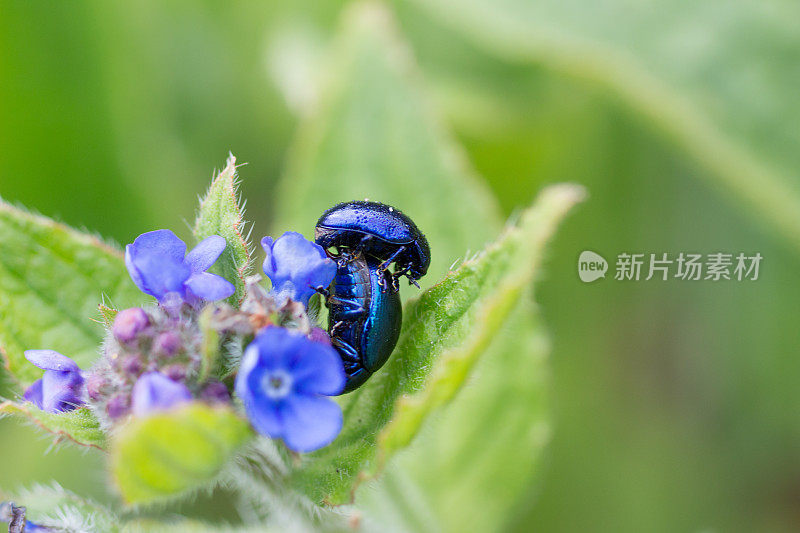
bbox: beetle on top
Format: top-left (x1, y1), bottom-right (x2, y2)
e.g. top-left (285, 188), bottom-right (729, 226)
top-left (315, 200), bottom-right (430, 291)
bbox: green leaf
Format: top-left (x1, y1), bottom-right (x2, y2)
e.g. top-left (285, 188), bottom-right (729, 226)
top-left (194, 155), bottom-right (252, 304)
top-left (373, 276), bottom-right (525, 466)
top-left (110, 403), bottom-right (252, 505)
top-left (274, 2), bottom-right (503, 288)
top-left (1, 483), bottom-right (119, 533)
top-left (223, 442), bottom-right (352, 533)
top-left (97, 302), bottom-right (119, 329)
top-left (360, 298), bottom-right (550, 533)
top-left (290, 184), bottom-right (585, 505)
top-left (409, 0), bottom-right (800, 250)
top-left (0, 402), bottom-right (106, 449)
top-left (0, 200), bottom-right (145, 384)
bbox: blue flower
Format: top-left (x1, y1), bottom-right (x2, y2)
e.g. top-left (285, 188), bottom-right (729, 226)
top-left (125, 230), bottom-right (235, 305)
top-left (131, 371), bottom-right (193, 416)
top-left (235, 326), bottom-right (345, 452)
top-left (23, 350), bottom-right (85, 413)
top-left (261, 232), bottom-right (336, 306)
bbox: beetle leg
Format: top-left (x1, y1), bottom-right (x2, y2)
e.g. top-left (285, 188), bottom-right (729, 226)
top-left (338, 307), bottom-right (366, 319)
top-left (330, 320), bottom-right (347, 337)
top-left (393, 264), bottom-right (411, 285)
top-left (333, 339), bottom-right (366, 383)
top-left (377, 245), bottom-right (406, 272)
top-left (332, 338), bottom-right (360, 364)
top-left (331, 296), bottom-right (366, 317)
top-left (408, 277), bottom-right (421, 289)
top-left (328, 296), bottom-right (366, 323)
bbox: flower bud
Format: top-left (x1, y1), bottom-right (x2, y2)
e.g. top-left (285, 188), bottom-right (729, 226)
top-left (85, 373), bottom-right (108, 401)
top-left (132, 372), bottom-right (192, 416)
top-left (121, 354), bottom-right (143, 377)
top-left (200, 381), bottom-right (231, 404)
top-left (163, 364), bottom-right (187, 382)
top-left (113, 308), bottom-right (150, 344)
top-left (107, 394), bottom-right (131, 419)
top-left (153, 331), bottom-right (181, 357)
top-left (309, 327), bottom-right (332, 346)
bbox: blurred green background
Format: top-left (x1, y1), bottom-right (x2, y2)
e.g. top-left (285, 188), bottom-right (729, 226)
top-left (2, 1), bottom-right (799, 531)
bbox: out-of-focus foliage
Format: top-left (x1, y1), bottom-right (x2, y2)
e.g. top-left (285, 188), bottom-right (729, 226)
top-left (274, 4), bottom-right (501, 289)
top-left (111, 404), bottom-right (252, 504)
top-left (406, 0), bottom-right (800, 245)
top-left (1, 0), bottom-right (799, 531)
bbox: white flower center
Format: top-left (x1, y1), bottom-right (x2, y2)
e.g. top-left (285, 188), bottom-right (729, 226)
top-left (262, 369), bottom-right (293, 399)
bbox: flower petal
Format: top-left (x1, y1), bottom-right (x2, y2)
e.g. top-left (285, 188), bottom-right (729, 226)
top-left (271, 232), bottom-right (330, 280)
top-left (132, 254), bottom-right (190, 301)
top-left (41, 369), bottom-right (84, 412)
top-left (261, 235), bottom-right (276, 276)
top-left (24, 350), bottom-right (80, 372)
top-left (262, 232), bottom-right (336, 305)
top-left (246, 396), bottom-right (284, 438)
top-left (125, 244), bottom-right (146, 293)
top-left (185, 235), bottom-right (227, 273)
top-left (279, 394), bottom-right (342, 452)
top-left (236, 343), bottom-right (284, 437)
top-left (23, 379), bottom-right (44, 409)
top-left (185, 272), bottom-right (235, 301)
top-left (290, 341), bottom-right (345, 396)
top-left (128, 229), bottom-right (187, 263)
top-left (251, 327), bottom-right (303, 370)
top-left (131, 371), bottom-right (192, 416)
top-left (125, 230), bottom-right (190, 300)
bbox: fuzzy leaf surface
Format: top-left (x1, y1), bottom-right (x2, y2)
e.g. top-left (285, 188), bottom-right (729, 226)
top-left (0, 201), bottom-right (144, 384)
top-left (359, 298), bottom-right (549, 533)
top-left (194, 155), bottom-right (252, 304)
top-left (0, 402), bottom-right (106, 449)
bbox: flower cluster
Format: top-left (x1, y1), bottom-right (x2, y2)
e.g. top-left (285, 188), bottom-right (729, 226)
top-left (20, 230), bottom-right (344, 452)
top-left (88, 304), bottom-right (220, 421)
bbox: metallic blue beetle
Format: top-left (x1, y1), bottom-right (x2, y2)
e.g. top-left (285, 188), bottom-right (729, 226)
top-left (315, 201), bottom-right (431, 290)
top-left (324, 253), bottom-right (402, 393)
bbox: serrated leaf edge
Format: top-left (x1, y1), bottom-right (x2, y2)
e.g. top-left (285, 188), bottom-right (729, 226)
top-left (194, 154), bottom-right (254, 305)
top-left (0, 401), bottom-right (106, 450)
top-left (349, 183), bottom-right (585, 501)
